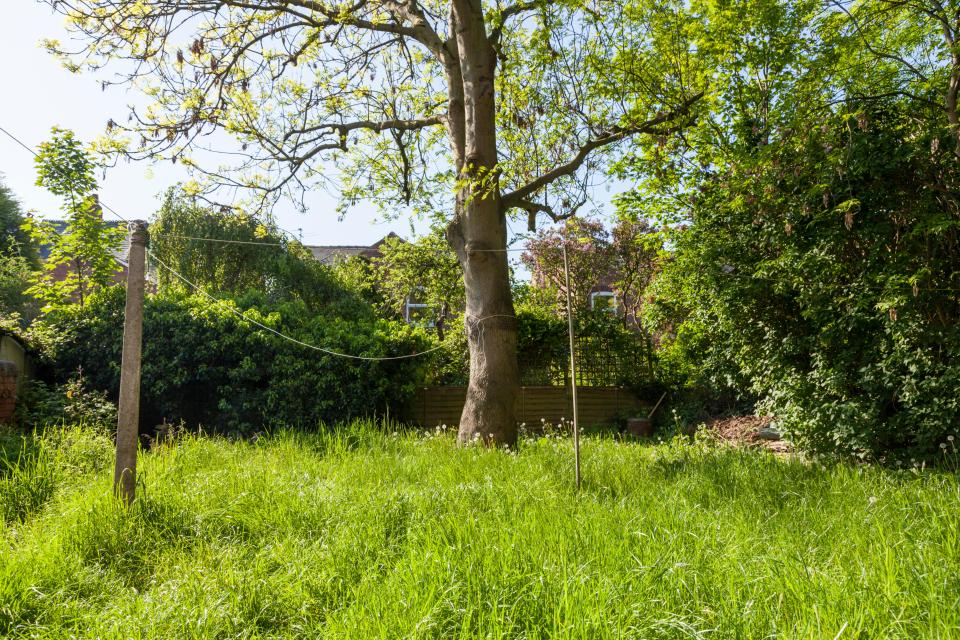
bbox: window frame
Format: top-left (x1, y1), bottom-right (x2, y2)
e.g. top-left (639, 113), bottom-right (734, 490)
top-left (590, 290), bottom-right (618, 314)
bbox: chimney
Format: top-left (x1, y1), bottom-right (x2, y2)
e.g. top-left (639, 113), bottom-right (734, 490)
top-left (85, 193), bottom-right (103, 220)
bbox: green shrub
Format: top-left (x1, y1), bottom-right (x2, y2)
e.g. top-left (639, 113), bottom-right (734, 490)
top-left (40, 288), bottom-right (431, 434)
top-left (15, 376), bottom-right (118, 430)
top-left (151, 187), bottom-right (372, 318)
top-left (645, 104), bottom-right (960, 461)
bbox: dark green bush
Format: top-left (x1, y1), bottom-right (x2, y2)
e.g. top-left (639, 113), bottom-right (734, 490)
top-left (41, 288), bottom-right (430, 434)
top-left (646, 103), bottom-right (960, 461)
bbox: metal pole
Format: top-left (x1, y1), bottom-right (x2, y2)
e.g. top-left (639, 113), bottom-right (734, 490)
top-left (561, 233), bottom-right (581, 490)
top-left (114, 220), bottom-right (148, 506)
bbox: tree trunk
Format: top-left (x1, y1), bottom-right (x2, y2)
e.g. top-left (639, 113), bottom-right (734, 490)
top-left (447, 0), bottom-right (520, 446)
top-left (451, 199), bottom-right (520, 446)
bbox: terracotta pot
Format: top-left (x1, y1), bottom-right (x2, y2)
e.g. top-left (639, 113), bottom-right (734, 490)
top-left (0, 360), bottom-right (18, 425)
top-left (627, 417), bottom-right (653, 438)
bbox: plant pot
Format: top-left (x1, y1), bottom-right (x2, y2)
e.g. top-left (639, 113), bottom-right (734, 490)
top-left (0, 360), bottom-right (18, 425)
top-left (627, 417), bottom-right (653, 438)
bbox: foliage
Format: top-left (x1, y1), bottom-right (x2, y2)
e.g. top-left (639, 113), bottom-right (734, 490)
top-left (46, 0), bottom-right (705, 222)
top-left (0, 184), bottom-right (40, 322)
top-left (38, 288), bottom-right (431, 434)
top-left (331, 254), bottom-right (391, 313)
top-left (521, 217), bottom-right (660, 323)
top-left (0, 182), bottom-right (37, 264)
top-left (19, 128), bottom-right (123, 312)
top-left (15, 377), bottom-right (118, 432)
top-left (619, 0), bottom-right (960, 461)
top-left (522, 217), bottom-right (612, 312)
top-left (0, 255), bottom-right (37, 324)
top-left (371, 229), bottom-right (464, 339)
top-left (0, 425), bottom-right (958, 636)
top-left (150, 187), bottom-right (368, 317)
top-left (645, 102), bottom-right (960, 460)
top-left (0, 312), bottom-right (58, 365)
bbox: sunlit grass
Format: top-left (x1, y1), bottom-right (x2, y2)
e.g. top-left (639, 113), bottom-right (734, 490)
top-left (1, 422), bottom-right (958, 638)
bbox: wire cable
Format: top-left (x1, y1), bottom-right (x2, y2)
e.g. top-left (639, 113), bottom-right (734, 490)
top-left (153, 232), bottom-right (529, 252)
top-left (154, 233), bottom-right (287, 247)
top-left (0, 125), bottom-right (40, 158)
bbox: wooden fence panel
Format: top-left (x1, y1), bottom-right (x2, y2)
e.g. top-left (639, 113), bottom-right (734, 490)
top-left (405, 386), bottom-right (648, 428)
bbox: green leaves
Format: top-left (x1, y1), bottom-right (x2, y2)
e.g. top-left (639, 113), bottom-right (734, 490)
top-left (39, 287), bottom-right (430, 433)
top-left (34, 128), bottom-right (97, 201)
top-left (24, 128), bottom-right (123, 313)
top-left (645, 95), bottom-right (960, 460)
top-left (150, 186), bottom-right (367, 318)
top-left (368, 229), bottom-right (464, 335)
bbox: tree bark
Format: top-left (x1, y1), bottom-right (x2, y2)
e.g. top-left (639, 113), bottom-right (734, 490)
top-left (447, 0), bottom-right (520, 446)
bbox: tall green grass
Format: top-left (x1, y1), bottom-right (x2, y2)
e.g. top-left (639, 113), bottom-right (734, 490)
top-left (0, 423), bottom-right (958, 639)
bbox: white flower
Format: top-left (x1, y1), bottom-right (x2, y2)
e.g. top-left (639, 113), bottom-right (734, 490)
top-left (948, 435), bottom-right (955, 442)
top-left (868, 496), bottom-right (878, 506)
top-left (941, 443), bottom-right (948, 449)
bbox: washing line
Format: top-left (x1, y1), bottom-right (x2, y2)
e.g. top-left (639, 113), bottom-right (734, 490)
top-left (154, 234), bottom-right (288, 247)
top-left (153, 232), bottom-right (529, 253)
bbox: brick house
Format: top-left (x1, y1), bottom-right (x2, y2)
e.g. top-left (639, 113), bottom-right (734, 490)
top-left (36, 196), bottom-right (155, 292)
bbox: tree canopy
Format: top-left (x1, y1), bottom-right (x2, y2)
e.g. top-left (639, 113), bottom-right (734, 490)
top-left (0, 183), bottom-right (37, 264)
top-left (0, 183), bottom-right (39, 321)
top-left (371, 229), bottom-right (464, 339)
top-left (47, 0), bottom-right (704, 220)
top-left (150, 186), bottom-right (368, 317)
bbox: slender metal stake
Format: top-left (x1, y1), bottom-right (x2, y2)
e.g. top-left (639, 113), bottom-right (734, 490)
top-left (561, 234), bottom-right (582, 490)
top-left (114, 220), bottom-right (148, 506)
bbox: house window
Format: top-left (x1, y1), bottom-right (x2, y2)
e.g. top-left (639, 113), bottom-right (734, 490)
top-left (590, 291), bottom-right (617, 314)
top-left (404, 288), bottom-right (435, 327)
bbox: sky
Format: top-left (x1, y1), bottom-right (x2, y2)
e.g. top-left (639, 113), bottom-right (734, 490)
top-left (0, 3), bottom-right (425, 247)
top-left (0, 3), bottom-right (624, 256)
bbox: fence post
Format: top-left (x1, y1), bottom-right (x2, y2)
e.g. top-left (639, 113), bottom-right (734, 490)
top-left (561, 237), bottom-right (581, 490)
top-left (114, 220), bottom-right (148, 506)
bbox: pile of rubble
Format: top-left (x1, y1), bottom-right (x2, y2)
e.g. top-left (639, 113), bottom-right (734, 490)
top-left (705, 415), bottom-right (792, 453)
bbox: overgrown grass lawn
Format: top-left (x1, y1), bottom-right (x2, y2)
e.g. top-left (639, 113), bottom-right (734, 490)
top-left (1, 424), bottom-right (958, 638)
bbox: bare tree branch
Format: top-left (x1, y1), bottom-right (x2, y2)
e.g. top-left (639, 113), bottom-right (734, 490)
top-left (282, 115), bottom-right (445, 142)
top-left (489, 0), bottom-right (542, 49)
top-left (501, 91), bottom-right (704, 210)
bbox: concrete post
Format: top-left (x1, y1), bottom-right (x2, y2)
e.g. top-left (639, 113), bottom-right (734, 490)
top-left (114, 220), bottom-right (148, 506)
